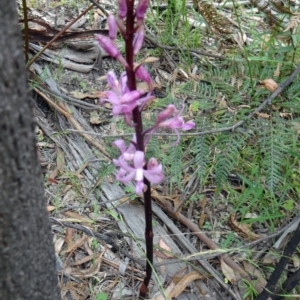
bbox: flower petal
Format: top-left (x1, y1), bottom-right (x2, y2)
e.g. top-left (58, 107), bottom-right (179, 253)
top-left (113, 139), bottom-right (126, 153)
top-left (135, 180), bottom-right (144, 194)
top-left (116, 168), bottom-right (135, 183)
top-left (147, 157), bottom-right (159, 170)
top-left (121, 90), bottom-right (142, 104)
top-left (107, 71), bottom-right (118, 90)
top-left (144, 165), bottom-right (164, 184)
top-left (118, 157), bottom-right (136, 173)
top-left (182, 120), bottom-right (195, 131)
top-left (133, 151), bottom-right (145, 169)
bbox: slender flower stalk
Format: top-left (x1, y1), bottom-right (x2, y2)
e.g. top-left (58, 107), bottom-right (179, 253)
top-left (96, 0), bottom-right (195, 298)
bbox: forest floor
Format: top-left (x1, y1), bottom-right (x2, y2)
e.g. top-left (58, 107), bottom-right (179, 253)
top-left (21, 0), bottom-right (300, 299)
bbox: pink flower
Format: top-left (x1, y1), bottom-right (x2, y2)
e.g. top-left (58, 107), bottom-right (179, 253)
top-left (100, 71), bottom-right (144, 116)
top-left (157, 105), bottom-right (195, 144)
top-left (105, 90), bottom-right (142, 116)
top-left (113, 151), bottom-right (164, 194)
top-left (145, 104), bottom-right (195, 145)
top-left (113, 136), bottom-right (137, 161)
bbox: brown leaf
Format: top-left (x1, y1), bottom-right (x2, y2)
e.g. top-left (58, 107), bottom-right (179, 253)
top-left (65, 228), bottom-right (75, 247)
top-left (70, 90), bottom-right (100, 99)
top-left (136, 81), bottom-right (150, 93)
top-left (198, 212), bottom-right (206, 229)
top-left (61, 281), bottom-right (87, 300)
top-left (71, 248), bottom-right (105, 278)
top-left (243, 261), bottom-right (267, 288)
top-left (89, 110), bottom-right (101, 124)
top-left (260, 79), bottom-right (279, 92)
top-left (154, 249), bottom-right (171, 259)
top-left (49, 147), bottom-right (65, 180)
top-left (47, 205), bottom-right (55, 212)
top-left (142, 56), bottom-right (160, 64)
top-left (155, 281), bottom-right (174, 300)
top-left (198, 196), bottom-right (207, 228)
top-left (72, 254), bottom-right (98, 266)
top-left (262, 252), bottom-right (279, 264)
top-left (159, 238), bottom-right (172, 253)
top-left (63, 211), bottom-right (93, 224)
top-left (157, 69), bottom-right (173, 81)
top-left (280, 112), bottom-right (292, 119)
top-left (154, 238), bottom-right (175, 258)
top-left (64, 234), bottom-right (88, 254)
top-left (228, 213), bottom-right (262, 241)
top-left (220, 258), bottom-right (239, 283)
top-left (151, 189), bottom-right (181, 212)
top-left (62, 189), bottom-right (78, 205)
top-left (170, 196), bottom-right (182, 212)
top-left (255, 112), bottom-right (270, 119)
top-left (55, 237), bottom-right (65, 254)
top-left (169, 271), bottom-right (203, 298)
top-left (48, 177), bottom-right (59, 184)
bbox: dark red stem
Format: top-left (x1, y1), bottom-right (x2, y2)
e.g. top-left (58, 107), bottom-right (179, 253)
top-left (124, 1), bottom-right (153, 298)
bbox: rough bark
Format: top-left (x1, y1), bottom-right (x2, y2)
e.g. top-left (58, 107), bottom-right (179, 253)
top-left (0, 1), bottom-right (61, 300)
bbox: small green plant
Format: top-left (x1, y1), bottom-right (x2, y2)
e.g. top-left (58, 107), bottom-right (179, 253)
top-left (95, 292), bottom-right (108, 300)
top-left (242, 278), bottom-right (259, 300)
top-left (79, 80), bottom-right (88, 92)
top-left (91, 238), bottom-right (99, 250)
top-left (124, 186), bottom-right (136, 200)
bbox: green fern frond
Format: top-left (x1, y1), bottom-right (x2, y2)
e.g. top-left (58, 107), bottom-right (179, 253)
top-left (192, 135), bottom-right (211, 186)
top-left (285, 80), bottom-right (300, 98)
top-left (169, 143), bottom-right (184, 188)
top-left (259, 117), bottom-right (289, 193)
top-left (146, 135), bottom-right (161, 160)
top-left (214, 131), bottom-right (246, 190)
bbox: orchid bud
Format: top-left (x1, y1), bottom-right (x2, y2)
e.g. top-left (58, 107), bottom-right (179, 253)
top-left (156, 105), bottom-right (176, 124)
top-left (133, 26), bottom-right (145, 55)
top-left (108, 14), bottom-right (118, 40)
top-left (118, 0), bottom-right (128, 19)
top-left (96, 35), bottom-right (120, 58)
top-left (136, 0), bottom-right (149, 21)
top-left (135, 65), bottom-right (153, 91)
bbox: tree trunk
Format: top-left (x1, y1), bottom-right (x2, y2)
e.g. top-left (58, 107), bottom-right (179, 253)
top-left (0, 1), bottom-right (61, 300)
